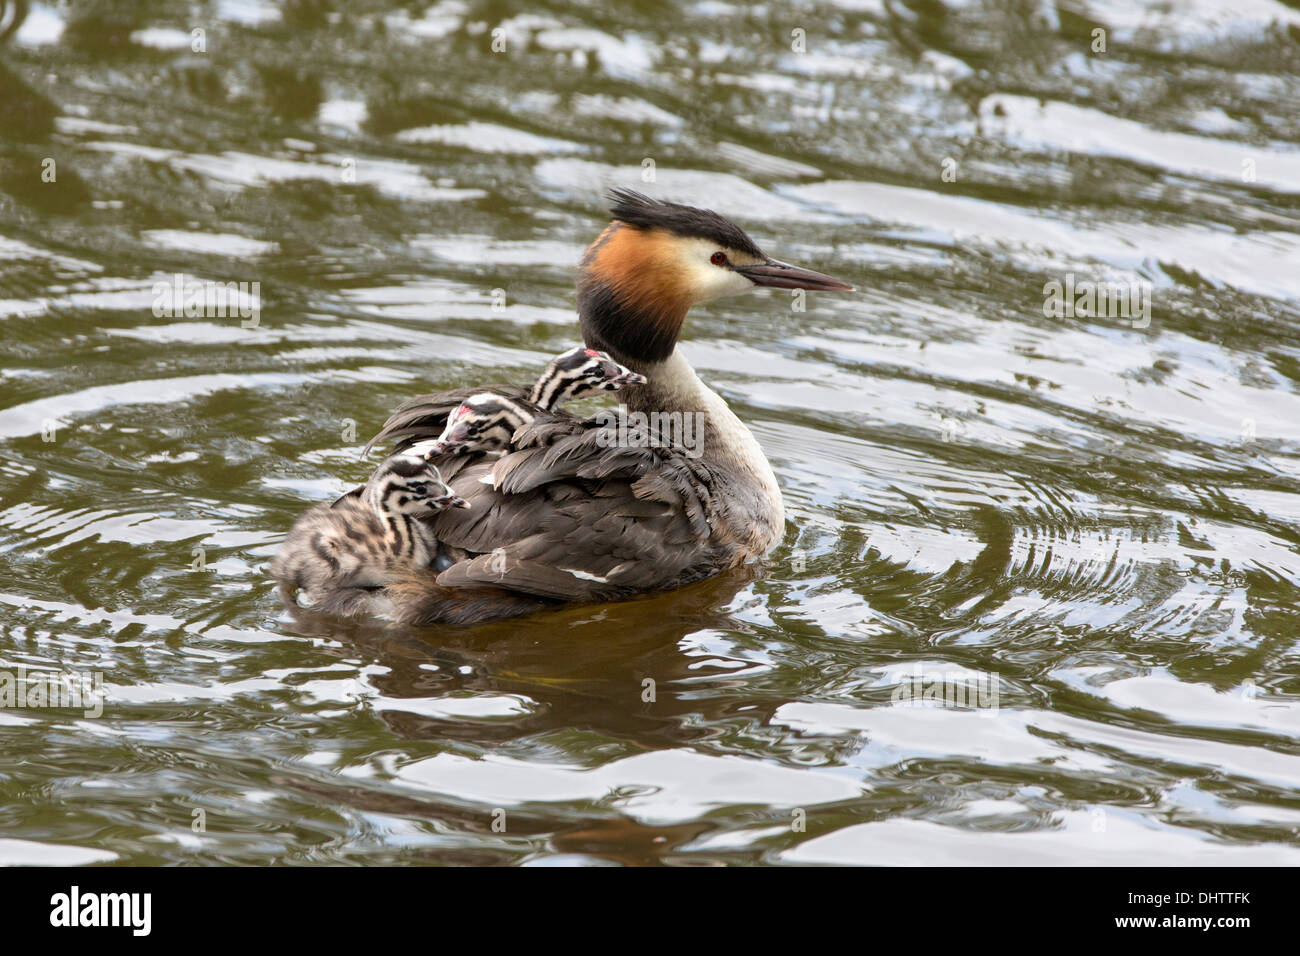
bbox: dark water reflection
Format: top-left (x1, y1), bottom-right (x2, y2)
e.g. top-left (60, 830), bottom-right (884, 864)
top-left (1, 0), bottom-right (1299, 864)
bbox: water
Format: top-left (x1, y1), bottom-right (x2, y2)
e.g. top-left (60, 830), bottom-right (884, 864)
top-left (1, 0), bottom-right (1299, 865)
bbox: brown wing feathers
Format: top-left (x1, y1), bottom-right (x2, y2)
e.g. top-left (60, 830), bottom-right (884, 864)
top-left (424, 420), bottom-right (724, 601)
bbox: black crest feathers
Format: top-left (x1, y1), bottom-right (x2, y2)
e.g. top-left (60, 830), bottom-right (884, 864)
top-left (607, 188), bottom-right (765, 259)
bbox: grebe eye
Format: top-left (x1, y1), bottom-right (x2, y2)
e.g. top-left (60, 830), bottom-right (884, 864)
top-left (710, 251), bottom-right (728, 266)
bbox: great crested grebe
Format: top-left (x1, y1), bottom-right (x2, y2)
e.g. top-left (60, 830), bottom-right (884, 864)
top-left (271, 453), bottom-right (466, 611)
top-left (275, 189), bottom-right (851, 626)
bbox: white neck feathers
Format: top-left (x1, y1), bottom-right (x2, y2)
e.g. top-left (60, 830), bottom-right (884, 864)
top-left (625, 349), bottom-right (785, 550)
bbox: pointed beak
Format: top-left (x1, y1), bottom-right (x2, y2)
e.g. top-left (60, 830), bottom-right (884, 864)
top-left (736, 258), bottom-right (854, 292)
top-left (607, 369), bottom-right (648, 388)
top-left (420, 439), bottom-right (459, 458)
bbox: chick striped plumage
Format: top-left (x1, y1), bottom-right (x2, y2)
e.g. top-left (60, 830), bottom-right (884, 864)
top-left (271, 454), bottom-right (465, 604)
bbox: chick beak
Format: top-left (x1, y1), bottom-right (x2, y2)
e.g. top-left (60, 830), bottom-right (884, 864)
top-left (607, 369), bottom-right (648, 388)
top-left (421, 439), bottom-right (457, 459)
top-left (736, 258), bottom-right (854, 292)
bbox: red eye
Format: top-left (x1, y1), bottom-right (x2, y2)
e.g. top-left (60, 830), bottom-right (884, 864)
top-left (452, 404), bottom-right (470, 421)
top-left (583, 349), bottom-right (601, 358)
top-left (710, 251), bottom-right (728, 266)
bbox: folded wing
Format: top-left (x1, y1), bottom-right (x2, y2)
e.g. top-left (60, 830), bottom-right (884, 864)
top-left (425, 414), bottom-right (727, 601)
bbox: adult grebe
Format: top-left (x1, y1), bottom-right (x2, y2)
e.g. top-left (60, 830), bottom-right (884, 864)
top-left (278, 190), bottom-right (852, 626)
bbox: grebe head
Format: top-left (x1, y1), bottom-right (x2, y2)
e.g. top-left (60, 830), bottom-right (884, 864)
top-left (419, 394), bottom-right (534, 458)
top-left (529, 345), bottom-right (648, 408)
top-left (368, 454), bottom-right (468, 514)
top-left (578, 188), bottom-right (853, 365)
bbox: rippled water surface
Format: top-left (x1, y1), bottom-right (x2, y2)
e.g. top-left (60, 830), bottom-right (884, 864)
top-left (2, 0), bottom-right (1300, 865)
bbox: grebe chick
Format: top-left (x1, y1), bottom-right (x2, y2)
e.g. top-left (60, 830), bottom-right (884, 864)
top-left (527, 345), bottom-right (647, 407)
top-left (414, 393), bottom-right (536, 458)
top-left (271, 454), bottom-right (467, 607)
